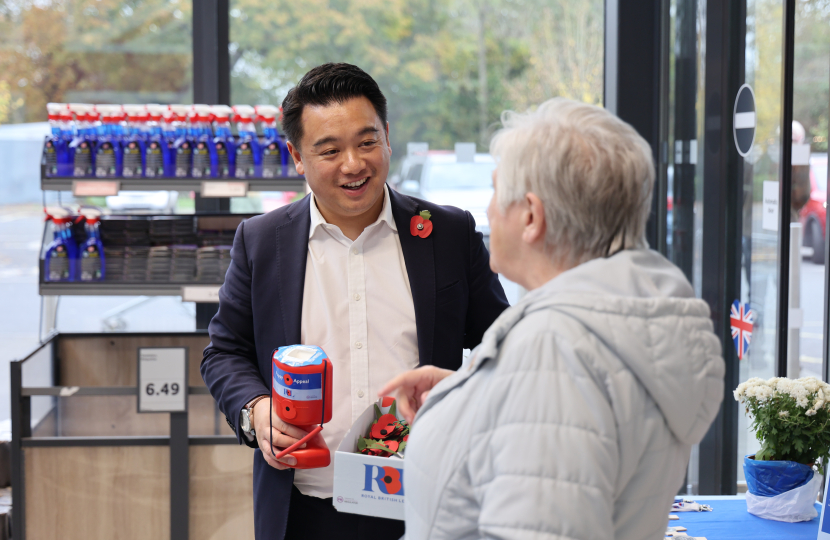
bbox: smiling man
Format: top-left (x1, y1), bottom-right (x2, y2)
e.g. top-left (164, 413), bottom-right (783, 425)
top-left (201, 63), bottom-right (509, 540)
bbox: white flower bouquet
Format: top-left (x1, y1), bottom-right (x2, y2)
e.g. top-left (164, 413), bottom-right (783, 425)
top-left (734, 376), bottom-right (830, 468)
top-left (735, 376), bottom-right (830, 522)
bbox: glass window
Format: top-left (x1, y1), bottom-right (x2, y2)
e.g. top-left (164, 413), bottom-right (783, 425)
top-left (735, 0), bottom-right (787, 487)
top-left (230, 0), bottom-right (604, 305)
top-left (422, 161), bottom-right (496, 191)
top-left (0, 1), bottom-right (195, 391)
top-left (792, 1), bottom-right (829, 381)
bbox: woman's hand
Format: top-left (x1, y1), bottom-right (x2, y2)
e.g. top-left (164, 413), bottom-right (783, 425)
top-left (378, 366), bottom-right (455, 424)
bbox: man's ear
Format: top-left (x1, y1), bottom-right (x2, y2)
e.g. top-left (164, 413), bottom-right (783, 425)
top-left (286, 140), bottom-right (304, 176)
top-left (385, 121), bottom-right (392, 152)
top-left (522, 192), bottom-right (546, 245)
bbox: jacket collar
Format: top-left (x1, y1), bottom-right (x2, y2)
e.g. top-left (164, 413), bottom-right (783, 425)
top-left (276, 187), bottom-right (436, 365)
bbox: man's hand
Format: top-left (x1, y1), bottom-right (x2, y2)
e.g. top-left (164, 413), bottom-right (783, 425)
top-left (252, 397), bottom-right (309, 470)
top-left (378, 366), bottom-right (454, 424)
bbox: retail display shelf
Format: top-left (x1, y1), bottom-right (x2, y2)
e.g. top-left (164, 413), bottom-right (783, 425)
top-left (41, 174), bottom-right (306, 194)
top-left (39, 282), bottom-right (222, 297)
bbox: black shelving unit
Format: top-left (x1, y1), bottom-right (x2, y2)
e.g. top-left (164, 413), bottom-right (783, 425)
top-left (38, 212), bottom-right (262, 297)
top-left (41, 164), bottom-right (306, 194)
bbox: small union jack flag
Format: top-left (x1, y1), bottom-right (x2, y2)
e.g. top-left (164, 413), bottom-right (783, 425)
top-left (730, 300), bottom-right (754, 360)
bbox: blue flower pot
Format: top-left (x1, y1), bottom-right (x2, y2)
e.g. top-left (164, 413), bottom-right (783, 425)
top-left (743, 455), bottom-right (814, 497)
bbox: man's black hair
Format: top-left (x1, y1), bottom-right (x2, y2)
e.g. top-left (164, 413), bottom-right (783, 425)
top-left (281, 63), bottom-right (388, 149)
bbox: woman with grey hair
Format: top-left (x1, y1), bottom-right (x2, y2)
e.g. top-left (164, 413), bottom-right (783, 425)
top-left (380, 98), bottom-right (725, 540)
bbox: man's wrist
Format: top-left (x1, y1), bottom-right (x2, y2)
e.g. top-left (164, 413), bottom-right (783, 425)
top-left (241, 395), bottom-right (268, 436)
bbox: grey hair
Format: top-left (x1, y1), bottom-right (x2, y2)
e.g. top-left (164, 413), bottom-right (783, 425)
top-left (489, 98), bottom-right (655, 267)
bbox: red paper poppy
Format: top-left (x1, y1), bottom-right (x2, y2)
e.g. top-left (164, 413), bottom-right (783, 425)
top-left (382, 440), bottom-right (399, 452)
top-left (376, 414), bottom-right (397, 426)
top-left (371, 421), bottom-right (398, 439)
top-left (283, 374), bottom-right (293, 385)
top-left (381, 466), bottom-right (403, 494)
top-left (381, 396), bottom-right (396, 407)
top-left (403, 434), bottom-right (409, 442)
top-left (410, 210), bottom-right (433, 238)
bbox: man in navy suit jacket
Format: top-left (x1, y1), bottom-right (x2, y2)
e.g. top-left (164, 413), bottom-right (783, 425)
top-left (201, 63), bottom-right (508, 540)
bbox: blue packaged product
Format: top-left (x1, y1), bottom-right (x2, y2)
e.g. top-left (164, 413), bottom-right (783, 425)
top-left (170, 105), bottom-right (192, 178)
top-left (69, 104), bottom-right (95, 177)
top-left (145, 105), bottom-right (167, 178)
top-left (43, 103), bottom-right (67, 176)
top-left (121, 105), bottom-right (148, 178)
top-left (94, 105), bottom-right (123, 178)
top-left (232, 105), bottom-right (261, 178)
top-left (79, 210), bottom-right (105, 282)
top-left (257, 105), bottom-right (290, 178)
top-left (44, 209), bottom-right (76, 282)
top-left (190, 105), bottom-right (217, 179)
top-left (161, 107), bottom-right (180, 177)
top-left (211, 105), bottom-right (236, 178)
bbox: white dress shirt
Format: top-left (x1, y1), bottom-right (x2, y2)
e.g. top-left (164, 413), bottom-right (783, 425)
top-left (294, 185), bottom-right (419, 498)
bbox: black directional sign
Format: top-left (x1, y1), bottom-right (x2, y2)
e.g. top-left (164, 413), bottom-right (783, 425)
top-left (733, 84), bottom-right (756, 157)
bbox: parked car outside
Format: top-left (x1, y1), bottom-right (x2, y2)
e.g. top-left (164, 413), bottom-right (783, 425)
top-left (799, 154), bottom-right (828, 264)
top-left (394, 150), bottom-right (496, 236)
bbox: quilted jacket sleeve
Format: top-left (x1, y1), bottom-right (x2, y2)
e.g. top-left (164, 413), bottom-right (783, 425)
top-left (470, 329), bottom-right (619, 540)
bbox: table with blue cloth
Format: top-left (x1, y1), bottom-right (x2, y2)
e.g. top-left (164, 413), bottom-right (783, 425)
top-left (673, 496), bottom-right (822, 539)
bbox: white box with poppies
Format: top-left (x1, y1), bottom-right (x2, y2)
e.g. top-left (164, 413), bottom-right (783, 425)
top-left (332, 398), bottom-right (406, 520)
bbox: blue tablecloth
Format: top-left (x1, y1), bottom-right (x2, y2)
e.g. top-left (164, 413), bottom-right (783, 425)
top-left (674, 499), bottom-right (822, 539)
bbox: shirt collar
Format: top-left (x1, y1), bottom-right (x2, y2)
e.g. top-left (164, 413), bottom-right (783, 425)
top-left (308, 183), bottom-right (397, 239)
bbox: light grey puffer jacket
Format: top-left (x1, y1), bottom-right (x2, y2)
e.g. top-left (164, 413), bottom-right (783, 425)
top-left (404, 249), bottom-right (725, 540)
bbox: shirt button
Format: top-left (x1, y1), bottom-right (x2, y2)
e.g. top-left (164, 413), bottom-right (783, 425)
top-left (354, 293), bottom-right (361, 301)
top-left (357, 390), bottom-right (365, 398)
top-left (352, 248), bottom-right (359, 255)
top-left (355, 342), bottom-right (363, 349)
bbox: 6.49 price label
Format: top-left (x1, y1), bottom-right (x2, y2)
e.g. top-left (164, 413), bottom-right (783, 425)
top-left (138, 347), bottom-right (187, 413)
top-left (144, 382), bottom-right (181, 396)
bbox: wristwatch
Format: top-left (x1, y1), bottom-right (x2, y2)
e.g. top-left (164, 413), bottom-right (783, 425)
top-left (241, 395), bottom-right (268, 437)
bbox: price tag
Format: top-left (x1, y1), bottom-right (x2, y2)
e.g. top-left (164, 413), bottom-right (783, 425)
top-left (201, 181), bottom-right (248, 198)
top-left (181, 285), bottom-right (221, 303)
top-left (137, 347), bottom-right (187, 413)
top-left (72, 180), bottom-right (120, 197)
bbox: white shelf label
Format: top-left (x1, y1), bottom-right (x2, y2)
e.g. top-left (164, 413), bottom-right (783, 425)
top-left (201, 181), bottom-right (248, 198)
top-left (138, 347), bottom-right (187, 413)
top-left (181, 285), bottom-right (221, 303)
top-left (72, 180), bottom-right (120, 197)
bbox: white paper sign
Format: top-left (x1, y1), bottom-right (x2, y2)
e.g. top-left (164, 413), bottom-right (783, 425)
top-left (181, 285), bottom-right (221, 303)
top-left (793, 143), bottom-right (811, 166)
top-left (201, 181), bottom-right (248, 198)
top-left (72, 180), bottom-right (120, 197)
top-left (138, 347), bottom-right (187, 413)
top-left (762, 181), bottom-right (780, 232)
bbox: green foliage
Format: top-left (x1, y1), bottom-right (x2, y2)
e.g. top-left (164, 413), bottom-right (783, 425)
top-left (793, 0), bottom-right (830, 153)
top-left (229, 0), bottom-right (604, 165)
top-left (810, 114), bottom-right (828, 152)
top-left (0, 0), bottom-right (192, 123)
top-left (735, 377), bottom-right (830, 472)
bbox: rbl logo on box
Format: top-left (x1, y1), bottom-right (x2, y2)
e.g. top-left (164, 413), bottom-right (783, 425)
top-left (363, 464), bottom-right (404, 496)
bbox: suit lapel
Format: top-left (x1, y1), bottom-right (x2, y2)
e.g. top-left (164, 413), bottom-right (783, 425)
top-left (390, 189), bottom-right (435, 366)
top-left (275, 196), bottom-right (311, 345)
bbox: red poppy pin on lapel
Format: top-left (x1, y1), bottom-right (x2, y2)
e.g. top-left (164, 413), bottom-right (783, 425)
top-left (410, 210), bottom-right (433, 238)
